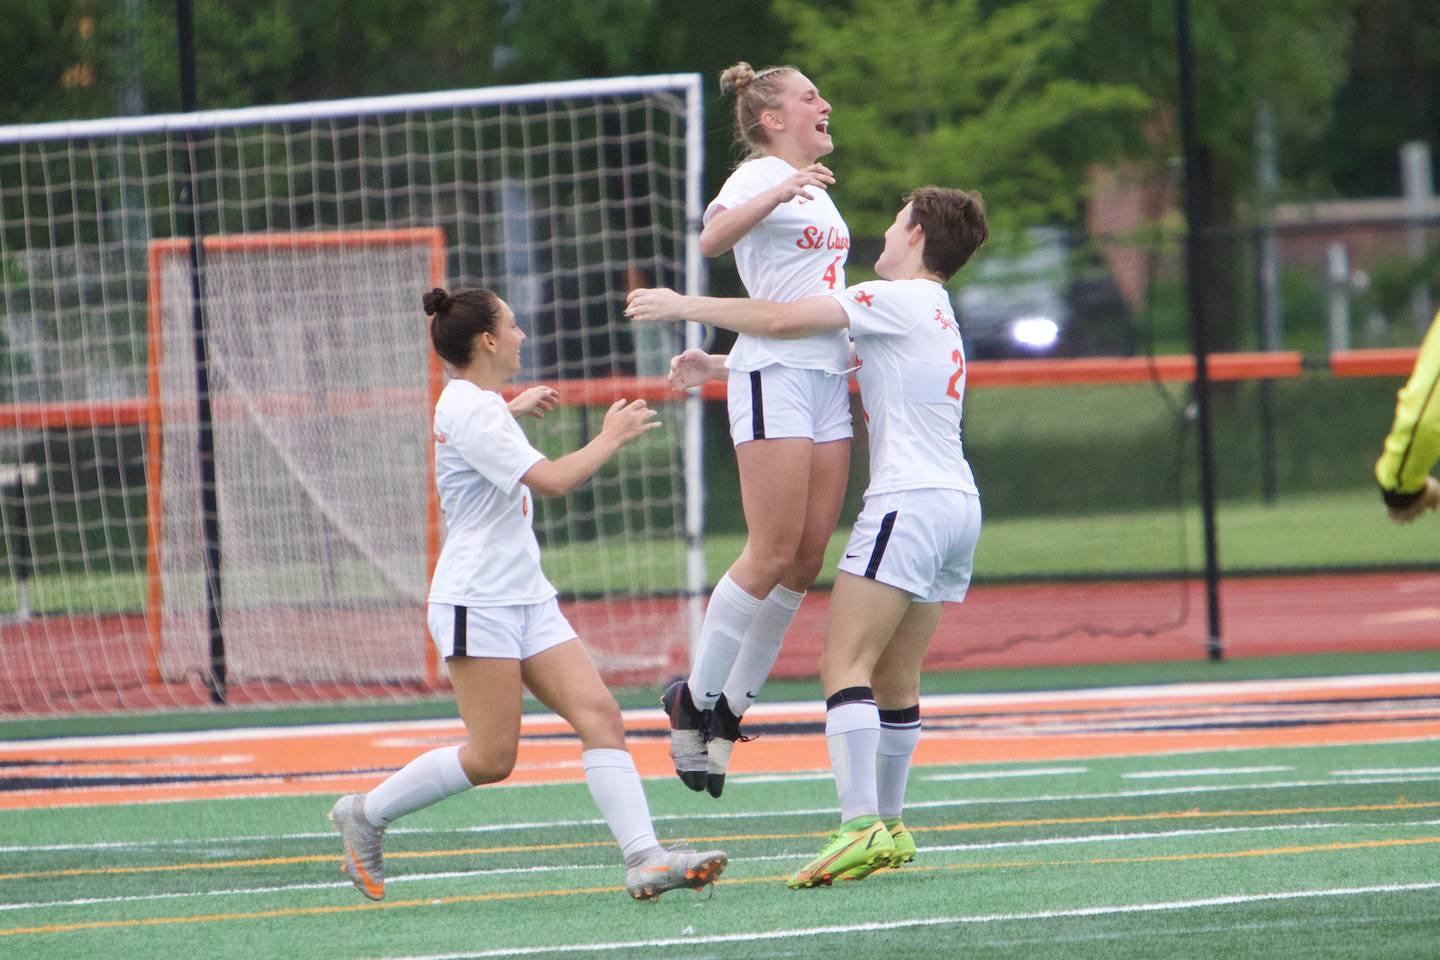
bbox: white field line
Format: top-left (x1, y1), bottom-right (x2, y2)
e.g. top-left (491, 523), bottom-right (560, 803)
top-left (5, 773), bottom-right (1440, 854)
top-left (5, 818), bottom-right (1438, 915)
top-left (5, 672), bottom-right (1440, 752)
top-left (367, 883), bottom-right (1440, 960)
top-left (1121, 766), bottom-right (1293, 779)
top-left (1331, 766), bottom-right (1440, 776)
top-left (915, 766), bottom-right (1088, 781)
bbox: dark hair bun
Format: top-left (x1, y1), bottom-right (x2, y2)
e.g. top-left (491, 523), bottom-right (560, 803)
top-left (422, 287), bottom-right (451, 316)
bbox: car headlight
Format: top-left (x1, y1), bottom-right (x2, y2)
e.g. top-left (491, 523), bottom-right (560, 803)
top-left (1010, 316), bottom-right (1060, 349)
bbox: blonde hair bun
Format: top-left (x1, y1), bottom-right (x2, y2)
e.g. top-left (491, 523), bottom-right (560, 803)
top-left (719, 62), bottom-right (755, 95)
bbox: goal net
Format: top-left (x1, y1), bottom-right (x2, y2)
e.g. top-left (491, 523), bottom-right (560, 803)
top-left (0, 76), bottom-right (704, 714)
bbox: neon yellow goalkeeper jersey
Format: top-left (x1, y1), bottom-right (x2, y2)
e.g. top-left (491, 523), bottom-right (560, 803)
top-left (1376, 311), bottom-right (1440, 507)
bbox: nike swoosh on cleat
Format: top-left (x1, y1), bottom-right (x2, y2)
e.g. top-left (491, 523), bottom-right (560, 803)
top-left (345, 842), bottom-right (384, 899)
top-left (864, 829), bottom-right (880, 850)
top-left (806, 836), bottom-right (864, 879)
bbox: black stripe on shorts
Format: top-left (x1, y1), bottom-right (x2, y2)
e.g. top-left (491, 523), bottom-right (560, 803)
top-left (749, 370), bottom-right (766, 440)
top-left (864, 510), bottom-right (899, 580)
top-left (453, 605), bottom-right (468, 658)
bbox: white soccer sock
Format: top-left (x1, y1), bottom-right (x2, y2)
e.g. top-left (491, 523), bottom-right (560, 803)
top-left (363, 745), bottom-right (472, 827)
top-left (721, 583), bottom-right (804, 715)
top-left (582, 748), bottom-right (662, 865)
top-left (877, 706), bottom-right (922, 820)
top-left (825, 690), bottom-right (880, 824)
top-left (688, 573), bottom-right (765, 710)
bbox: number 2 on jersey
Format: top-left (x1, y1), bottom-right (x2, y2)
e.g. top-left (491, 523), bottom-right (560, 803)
top-left (822, 255), bottom-right (842, 290)
top-left (945, 348), bottom-right (966, 400)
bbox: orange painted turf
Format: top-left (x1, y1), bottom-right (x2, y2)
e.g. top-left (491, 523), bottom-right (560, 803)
top-left (2, 675), bottom-right (1438, 810)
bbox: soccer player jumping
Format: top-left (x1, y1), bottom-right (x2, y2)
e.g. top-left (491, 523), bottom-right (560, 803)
top-left (628, 186), bottom-right (988, 887)
top-left (662, 61), bottom-right (855, 799)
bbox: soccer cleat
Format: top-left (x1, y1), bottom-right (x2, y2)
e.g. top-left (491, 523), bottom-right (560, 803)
top-left (625, 843), bottom-right (728, 901)
top-left (884, 818), bottom-right (916, 867)
top-left (328, 793), bottom-right (386, 900)
top-left (662, 680), bottom-right (710, 792)
top-left (704, 694), bottom-right (754, 798)
top-left (787, 816), bottom-right (895, 889)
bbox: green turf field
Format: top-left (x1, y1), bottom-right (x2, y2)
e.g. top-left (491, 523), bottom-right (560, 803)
top-left (2, 485), bottom-right (1433, 616)
top-left (2, 737), bottom-right (1437, 959)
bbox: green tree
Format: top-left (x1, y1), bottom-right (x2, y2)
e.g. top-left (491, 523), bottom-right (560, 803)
top-left (1294, 0), bottom-right (1440, 197)
top-left (774, 0), bottom-right (1151, 235)
top-left (1078, 0), bottom-right (1360, 349)
top-left (0, 1), bottom-right (507, 123)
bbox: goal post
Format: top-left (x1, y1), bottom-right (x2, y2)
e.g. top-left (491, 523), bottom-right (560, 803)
top-left (145, 228), bottom-right (447, 692)
top-left (0, 74), bottom-right (707, 713)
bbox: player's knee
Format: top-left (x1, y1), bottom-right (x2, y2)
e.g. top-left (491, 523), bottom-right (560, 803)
top-left (460, 741), bottom-right (517, 784)
top-left (784, 549), bottom-right (827, 591)
top-left (820, 645), bottom-right (873, 691)
top-left (741, 543), bottom-right (801, 586)
top-left (871, 666), bottom-right (921, 706)
top-left (572, 694), bottom-right (627, 749)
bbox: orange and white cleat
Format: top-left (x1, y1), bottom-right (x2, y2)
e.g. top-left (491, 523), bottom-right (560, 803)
top-left (328, 793), bottom-right (386, 900)
top-left (625, 843), bottom-right (727, 901)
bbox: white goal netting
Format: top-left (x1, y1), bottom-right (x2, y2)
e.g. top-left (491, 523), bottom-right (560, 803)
top-left (0, 76), bottom-right (704, 714)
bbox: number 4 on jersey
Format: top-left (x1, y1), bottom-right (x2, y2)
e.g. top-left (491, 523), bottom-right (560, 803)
top-left (822, 255), bottom-right (842, 290)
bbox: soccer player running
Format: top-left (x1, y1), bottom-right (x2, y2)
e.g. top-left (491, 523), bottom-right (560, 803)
top-left (328, 287), bottom-right (726, 902)
top-left (628, 186), bottom-right (988, 886)
top-left (1376, 309), bottom-right (1440, 523)
top-left (662, 61), bottom-right (855, 799)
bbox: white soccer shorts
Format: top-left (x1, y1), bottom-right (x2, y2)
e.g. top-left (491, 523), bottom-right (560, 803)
top-left (726, 364), bottom-right (853, 446)
top-left (426, 597), bottom-right (578, 661)
top-left (837, 488), bottom-right (982, 603)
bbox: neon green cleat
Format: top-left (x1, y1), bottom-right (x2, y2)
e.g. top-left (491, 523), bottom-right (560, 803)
top-left (884, 818), bottom-right (916, 867)
top-left (787, 816), bottom-right (895, 888)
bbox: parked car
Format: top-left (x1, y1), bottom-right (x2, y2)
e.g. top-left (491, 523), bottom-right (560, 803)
top-left (954, 227), bottom-right (1135, 359)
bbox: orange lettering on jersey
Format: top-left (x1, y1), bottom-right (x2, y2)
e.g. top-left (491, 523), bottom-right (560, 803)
top-left (854, 290), bottom-right (875, 307)
top-left (935, 308), bottom-right (956, 334)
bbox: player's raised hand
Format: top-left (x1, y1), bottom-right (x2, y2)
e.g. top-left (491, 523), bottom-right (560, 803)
top-left (625, 287), bottom-right (686, 324)
top-left (600, 398), bottom-right (661, 447)
top-left (507, 385), bottom-right (559, 420)
top-left (668, 349), bottom-right (727, 392)
top-left (773, 163), bottom-right (835, 204)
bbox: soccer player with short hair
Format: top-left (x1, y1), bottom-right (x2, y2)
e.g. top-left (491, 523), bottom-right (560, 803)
top-left (628, 185), bottom-right (989, 887)
top-left (328, 286), bottom-right (726, 902)
top-left (661, 60), bottom-right (856, 799)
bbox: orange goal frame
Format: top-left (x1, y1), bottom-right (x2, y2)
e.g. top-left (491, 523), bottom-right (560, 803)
top-left (143, 228), bottom-right (447, 686)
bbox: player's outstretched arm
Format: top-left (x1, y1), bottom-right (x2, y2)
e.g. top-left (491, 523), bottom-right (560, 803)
top-left (668, 350), bottom-right (728, 391)
top-left (626, 287), bottom-right (846, 339)
top-left (700, 164), bottom-right (835, 257)
top-left (521, 399), bottom-right (660, 497)
top-left (507, 385), bottom-right (559, 420)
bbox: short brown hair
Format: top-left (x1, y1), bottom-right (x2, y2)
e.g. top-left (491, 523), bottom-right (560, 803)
top-left (904, 187), bottom-right (988, 280)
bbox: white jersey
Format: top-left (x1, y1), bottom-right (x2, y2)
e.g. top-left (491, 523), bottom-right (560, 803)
top-left (833, 278), bottom-right (979, 497)
top-left (427, 379), bottom-right (556, 607)
top-left (708, 155), bottom-right (852, 374)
